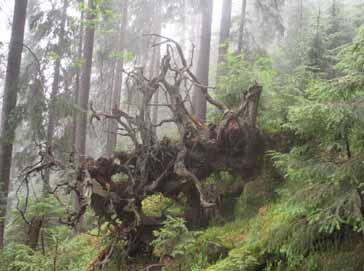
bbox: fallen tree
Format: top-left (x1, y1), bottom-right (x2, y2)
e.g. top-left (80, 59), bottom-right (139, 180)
top-left (20, 36), bottom-right (270, 262)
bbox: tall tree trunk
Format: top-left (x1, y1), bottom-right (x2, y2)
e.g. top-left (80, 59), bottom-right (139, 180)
top-left (44, 0), bottom-right (69, 195)
top-left (218, 0), bottom-right (232, 64)
top-left (106, 0), bottom-right (128, 157)
top-left (237, 0), bottom-right (247, 54)
top-left (180, 0), bottom-right (188, 52)
top-left (147, 46), bottom-right (160, 134)
top-left (0, 0), bottom-right (28, 249)
top-left (72, 0), bottom-right (84, 154)
top-left (74, 0), bottom-right (96, 233)
top-left (151, 0), bottom-right (162, 131)
top-left (191, 11), bottom-right (201, 71)
top-left (192, 0), bottom-right (213, 123)
top-left (151, 46), bottom-right (161, 130)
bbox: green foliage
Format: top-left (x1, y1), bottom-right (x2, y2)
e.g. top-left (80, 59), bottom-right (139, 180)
top-left (337, 26), bottom-right (364, 80)
top-left (235, 174), bottom-right (278, 219)
top-left (110, 50), bottom-right (135, 62)
top-left (142, 194), bottom-right (183, 217)
top-left (203, 196), bottom-right (305, 271)
top-left (215, 53), bottom-right (255, 109)
top-left (151, 216), bottom-right (197, 259)
top-left (6, 2), bottom-right (364, 271)
top-left (48, 51), bottom-right (60, 61)
top-left (270, 27), bottom-right (364, 236)
top-left (189, 29), bottom-right (364, 269)
top-left (53, 234), bottom-right (99, 271)
top-left (0, 243), bottom-right (52, 271)
top-left (2, 196), bottom-right (101, 271)
top-left (0, 234), bottom-right (99, 271)
top-left (215, 53), bottom-right (278, 110)
top-left (191, 44), bottom-right (364, 265)
top-left (214, 52), bottom-right (301, 133)
top-left (6, 196), bottom-right (65, 245)
top-left (199, 181), bottom-right (364, 271)
top-left (151, 216), bottom-right (208, 270)
top-left (212, 25), bottom-right (364, 271)
top-left (111, 172), bottom-right (128, 182)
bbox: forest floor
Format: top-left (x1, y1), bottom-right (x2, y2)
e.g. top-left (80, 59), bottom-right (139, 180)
top-left (140, 177), bottom-right (364, 271)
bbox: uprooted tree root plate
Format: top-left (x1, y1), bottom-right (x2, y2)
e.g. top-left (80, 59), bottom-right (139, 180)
top-left (83, 112), bottom-right (267, 257)
top-left (20, 36), bottom-right (271, 267)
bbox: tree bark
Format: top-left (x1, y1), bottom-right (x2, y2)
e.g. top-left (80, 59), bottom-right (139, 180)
top-left (218, 0), bottom-right (232, 64)
top-left (106, 0), bottom-right (128, 157)
top-left (75, 0), bottom-right (96, 163)
top-left (192, 0), bottom-right (213, 123)
top-left (44, 0), bottom-right (69, 195)
top-left (72, 0), bottom-right (84, 154)
top-left (74, 0), bottom-right (96, 233)
top-left (151, 0), bottom-right (162, 131)
top-left (237, 0), bottom-right (247, 54)
top-left (0, 0), bottom-right (28, 249)
top-left (26, 216), bottom-right (43, 250)
top-left (151, 47), bottom-right (161, 129)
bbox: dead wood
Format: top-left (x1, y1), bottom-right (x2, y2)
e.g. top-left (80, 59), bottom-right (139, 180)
top-left (20, 36), bottom-right (269, 257)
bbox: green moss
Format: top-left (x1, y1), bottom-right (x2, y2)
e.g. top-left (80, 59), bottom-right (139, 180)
top-left (142, 194), bottom-right (184, 217)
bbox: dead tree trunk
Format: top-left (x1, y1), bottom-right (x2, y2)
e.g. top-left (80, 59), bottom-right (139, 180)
top-left (0, 0), bottom-right (28, 249)
top-left (192, 0), bottom-right (213, 123)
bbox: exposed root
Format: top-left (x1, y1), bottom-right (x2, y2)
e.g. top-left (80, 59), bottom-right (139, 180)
top-left (19, 36), bottom-right (269, 259)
